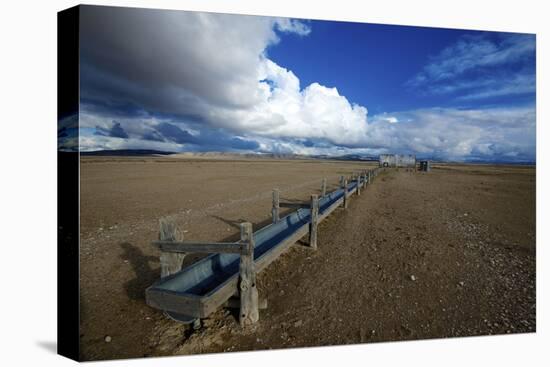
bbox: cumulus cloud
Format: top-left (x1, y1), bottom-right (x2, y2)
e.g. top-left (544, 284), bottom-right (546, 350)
top-left (80, 6), bottom-right (369, 150)
top-left (78, 6), bottom-right (535, 162)
top-left (367, 106), bottom-right (535, 161)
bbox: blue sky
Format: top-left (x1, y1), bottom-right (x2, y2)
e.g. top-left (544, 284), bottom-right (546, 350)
top-left (268, 22), bottom-right (535, 114)
top-left (60, 6), bottom-right (536, 162)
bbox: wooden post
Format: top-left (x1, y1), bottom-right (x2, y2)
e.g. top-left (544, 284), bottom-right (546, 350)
top-left (159, 217), bottom-right (186, 278)
top-left (321, 178), bottom-right (327, 197)
top-left (356, 175), bottom-right (361, 196)
top-left (309, 194), bottom-right (319, 250)
top-left (239, 222), bottom-right (259, 327)
top-left (272, 189), bottom-right (280, 224)
top-left (343, 179), bottom-right (348, 209)
top-left (339, 175), bottom-right (344, 187)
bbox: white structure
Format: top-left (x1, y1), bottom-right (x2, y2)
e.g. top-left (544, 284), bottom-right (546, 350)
top-left (379, 154), bottom-right (416, 168)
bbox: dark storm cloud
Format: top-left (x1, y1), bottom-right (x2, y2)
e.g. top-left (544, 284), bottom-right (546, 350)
top-left (79, 5), bottom-right (288, 119)
top-left (95, 121), bottom-right (129, 139)
top-left (154, 123), bottom-right (196, 144)
top-left (149, 122), bottom-right (260, 151)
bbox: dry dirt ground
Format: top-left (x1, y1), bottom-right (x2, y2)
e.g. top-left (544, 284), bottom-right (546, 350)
top-left (79, 157), bottom-right (536, 361)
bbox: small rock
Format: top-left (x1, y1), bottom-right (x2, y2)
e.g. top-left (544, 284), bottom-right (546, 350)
top-left (410, 275), bottom-right (417, 281)
top-left (458, 281), bottom-right (465, 287)
top-left (294, 320), bottom-right (303, 327)
top-left (104, 335), bottom-right (112, 343)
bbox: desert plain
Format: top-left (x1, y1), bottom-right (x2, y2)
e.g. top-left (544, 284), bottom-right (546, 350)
top-left (78, 155), bottom-right (536, 360)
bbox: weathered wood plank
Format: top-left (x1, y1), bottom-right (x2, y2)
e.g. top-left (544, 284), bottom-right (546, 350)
top-left (321, 178), bottom-right (327, 197)
top-left (279, 202), bottom-right (309, 209)
top-left (309, 194), bottom-right (319, 250)
top-left (159, 217), bottom-right (186, 278)
top-left (153, 241), bottom-right (245, 254)
top-left (239, 222), bottom-right (259, 326)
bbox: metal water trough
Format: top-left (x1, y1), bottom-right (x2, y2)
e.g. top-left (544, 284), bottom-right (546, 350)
top-left (145, 179), bottom-right (363, 322)
top-left (146, 181), bottom-right (363, 321)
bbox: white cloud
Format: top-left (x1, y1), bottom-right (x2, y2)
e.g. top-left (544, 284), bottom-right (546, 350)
top-left (80, 7), bottom-right (369, 149)
top-left (79, 7), bottom-right (535, 162)
top-left (366, 106), bottom-right (535, 161)
top-left (410, 34), bottom-right (535, 84)
top-left (407, 33), bottom-right (536, 100)
top-left (274, 18), bottom-right (311, 36)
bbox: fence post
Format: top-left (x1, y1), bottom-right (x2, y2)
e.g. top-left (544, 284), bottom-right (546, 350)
top-left (159, 217), bottom-right (186, 278)
top-left (321, 178), bottom-right (327, 197)
top-left (356, 175), bottom-right (361, 196)
top-left (309, 194), bottom-right (319, 250)
top-left (272, 189), bottom-right (280, 224)
top-left (239, 222), bottom-right (259, 327)
top-left (343, 179), bottom-right (349, 209)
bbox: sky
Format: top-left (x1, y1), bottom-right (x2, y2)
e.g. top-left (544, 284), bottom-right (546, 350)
top-left (59, 5), bottom-right (536, 162)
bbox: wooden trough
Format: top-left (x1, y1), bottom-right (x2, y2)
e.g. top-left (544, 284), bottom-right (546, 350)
top-left (146, 169), bottom-right (379, 326)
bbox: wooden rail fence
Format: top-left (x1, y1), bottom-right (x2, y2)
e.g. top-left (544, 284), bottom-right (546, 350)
top-left (146, 166), bottom-right (383, 328)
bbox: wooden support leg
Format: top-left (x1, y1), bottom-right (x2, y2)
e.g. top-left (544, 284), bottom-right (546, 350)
top-left (309, 194), bottom-right (319, 250)
top-left (356, 176), bottom-right (361, 196)
top-left (321, 178), bottom-right (327, 197)
top-left (272, 189), bottom-right (280, 224)
top-left (159, 217), bottom-right (185, 278)
top-left (343, 179), bottom-right (348, 209)
top-left (239, 222), bottom-right (259, 327)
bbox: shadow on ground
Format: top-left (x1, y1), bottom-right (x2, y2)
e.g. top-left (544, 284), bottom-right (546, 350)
top-left (119, 242), bottom-right (158, 300)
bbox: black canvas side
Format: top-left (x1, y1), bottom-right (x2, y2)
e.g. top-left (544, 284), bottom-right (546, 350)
top-left (57, 5), bottom-right (80, 361)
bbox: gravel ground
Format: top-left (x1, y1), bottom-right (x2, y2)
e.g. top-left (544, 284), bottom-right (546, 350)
top-left (78, 158), bottom-right (535, 360)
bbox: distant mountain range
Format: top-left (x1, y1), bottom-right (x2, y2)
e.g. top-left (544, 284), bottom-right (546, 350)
top-left (80, 149), bottom-right (378, 161)
top-left (80, 149), bottom-right (175, 156)
top-left (78, 149), bottom-right (535, 165)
